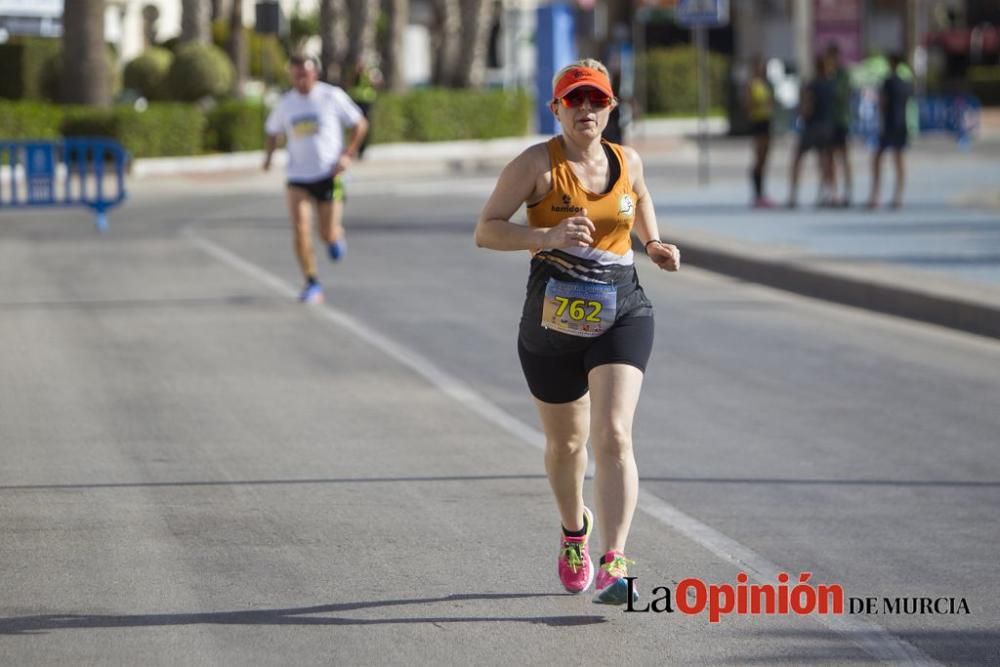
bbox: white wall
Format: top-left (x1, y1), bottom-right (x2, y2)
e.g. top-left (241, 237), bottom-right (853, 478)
top-left (403, 24), bottom-right (431, 86)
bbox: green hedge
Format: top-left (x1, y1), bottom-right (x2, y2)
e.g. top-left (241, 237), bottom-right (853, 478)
top-left (124, 47), bottom-right (174, 100)
top-left (206, 99), bottom-right (265, 151)
top-left (0, 37), bottom-right (61, 100)
top-left (2, 88), bottom-right (532, 158)
top-left (1, 100), bottom-right (207, 157)
top-left (641, 46), bottom-right (728, 116)
top-left (59, 104), bottom-right (205, 158)
top-left (369, 88), bottom-right (533, 143)
top-left (211, 20), bottom-right (289, 87)
top-left (0, 100), bottom-right (64, 138)
top-left (166, 43), bottom-right (234, 101)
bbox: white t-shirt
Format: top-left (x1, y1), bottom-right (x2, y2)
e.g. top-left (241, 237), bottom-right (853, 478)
top-left (265, 82), bottom-right (364, 182)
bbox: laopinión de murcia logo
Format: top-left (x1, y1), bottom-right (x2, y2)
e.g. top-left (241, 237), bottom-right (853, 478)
top-left (622, 572), bottom-right (970, 622)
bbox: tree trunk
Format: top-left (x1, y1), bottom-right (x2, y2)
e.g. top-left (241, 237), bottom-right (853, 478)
top-left (227, 0), bottom-right (247, 94)
top-left (344, 0), bottom-right (376, 88)
top-left (430, 0), bottom-right (460, 86)
top-left (452, 0), bottom-right (492, 88)
top-left (181, 0), bottom-right (210, 44)
top-left (380, 0), bottom-right (407, 91)
top-left (210, 0), bottom-right (228, 21)
top-left (61, 0), bottom-right (109, 105)
top-left (319, 0), bottom-right (348, 84)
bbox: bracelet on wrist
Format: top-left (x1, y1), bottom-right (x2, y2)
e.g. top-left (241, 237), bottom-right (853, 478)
top-left (644, 239), bottom-right (662, 250)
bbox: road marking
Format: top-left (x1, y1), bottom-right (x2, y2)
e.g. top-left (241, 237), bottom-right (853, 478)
top-left (186, 229), bottom-right (941, 665)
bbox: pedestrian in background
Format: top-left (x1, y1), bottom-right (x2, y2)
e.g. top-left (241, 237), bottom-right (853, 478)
top-left (787, 54), bottom-right (836, 208)
top-left (348, 58), bottom-right (381, 160)
top-left (826, 43), bottom-right (854, 207)
top-left (867, 53), bottom-right (913, 210)
top-left (745, 55), bottom-right (775, 208)
top-left (263, 54), bottom-right (369, 304)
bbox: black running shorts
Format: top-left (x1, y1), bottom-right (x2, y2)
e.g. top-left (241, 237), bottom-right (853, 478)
top-left (518, 315), bottom-right (654, 404)
top-left (287, 176), bottom-right (345, 203)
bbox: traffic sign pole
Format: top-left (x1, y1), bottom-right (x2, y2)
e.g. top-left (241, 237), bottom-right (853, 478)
top-left (675, 0), bottom-right (728, 186)
top-left (695, 25), bottom-right (709, 185)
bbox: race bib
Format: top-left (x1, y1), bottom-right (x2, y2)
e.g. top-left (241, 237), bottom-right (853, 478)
top-left (291, 114), bottom-right (320, 138)
top-left (541, 278), bottom-right (617, 338)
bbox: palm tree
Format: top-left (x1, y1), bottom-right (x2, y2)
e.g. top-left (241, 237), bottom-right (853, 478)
top-left (430, 0), bottom-right (460, 86)
top-left (319, 0), bottom-right (348, 83)
top-left (210, 0), bottom-right (227, 21)
top-left (181, 0), bottom-right (210, 44)
top-left (380, 0), bottom-right (408, 92)
top-left (61, 0), bottom-right (109, 105)
top-left (227, 0), bottom-right (247, 94)
top-left (453, 0), bottom-right (492, 87)
top-left (344, 0), bottom-right (376, 88)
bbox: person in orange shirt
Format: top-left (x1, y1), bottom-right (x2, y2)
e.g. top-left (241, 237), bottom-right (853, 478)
top-left (474, 59), bottom-right (680, 605)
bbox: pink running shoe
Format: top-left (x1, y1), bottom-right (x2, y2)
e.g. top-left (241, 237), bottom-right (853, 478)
top-left (557, 506), bottom-right (594, 594)
top-left (593, 550), bottom-right (638, 605)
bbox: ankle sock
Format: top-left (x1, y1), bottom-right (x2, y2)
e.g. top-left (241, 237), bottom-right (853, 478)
top-left (561, 511), bottom-right (589, 538)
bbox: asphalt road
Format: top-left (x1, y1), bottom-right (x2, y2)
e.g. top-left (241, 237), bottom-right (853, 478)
top-left (1, 168), bottom-right (998, 665)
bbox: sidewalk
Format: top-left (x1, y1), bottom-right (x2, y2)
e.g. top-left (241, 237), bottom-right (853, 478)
top-left (130, 121), bottom-right (1000, 340)
top-left (629, 131), bottom-right (1000, 339)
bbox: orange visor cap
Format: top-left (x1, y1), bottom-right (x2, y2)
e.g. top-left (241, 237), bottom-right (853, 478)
top-left (552, 67), bottom-right (614, 100)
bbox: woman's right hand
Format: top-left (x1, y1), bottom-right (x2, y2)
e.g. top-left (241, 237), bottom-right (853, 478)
top-left (545, 209), bottom-right (595, 249)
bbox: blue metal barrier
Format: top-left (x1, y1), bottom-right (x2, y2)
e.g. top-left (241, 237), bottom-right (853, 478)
top-left (0, 138), bottom-right (128, 232)
top-left (854, 94), bottom-right (981, 149)
top-left (918, 95), bottom-right (981, 147)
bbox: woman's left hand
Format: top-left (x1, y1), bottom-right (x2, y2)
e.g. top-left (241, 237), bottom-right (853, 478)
top-left (647, 241), bottom-right (680, 272)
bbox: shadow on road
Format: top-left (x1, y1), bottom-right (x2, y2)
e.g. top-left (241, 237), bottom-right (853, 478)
top-left (0, 474), bottom-right (549, 492)
top-left (659, 202), bottom-right (973, 217)
top-left (641, 476), bottom-right (1000, 488)
top-left (2, 474), bottom-right (998, 493)
top-left (820, 254), bottom-right (1000, 267)
top-left (812, 220), bottom-right (1000, 235)
top-left (0, 295), bottom-right (281, 311)
top-left (0, 593), bottom-right (608, 635)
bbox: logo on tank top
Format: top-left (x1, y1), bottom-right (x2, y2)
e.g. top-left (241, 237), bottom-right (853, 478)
top-left (619, 194), bottom-right (634, 217)
top-left (551, 194), bottom-right (583, 214)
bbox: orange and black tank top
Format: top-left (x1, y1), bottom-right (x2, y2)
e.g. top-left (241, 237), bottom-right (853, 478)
top-left (527, 137), bottom-right (637, 264)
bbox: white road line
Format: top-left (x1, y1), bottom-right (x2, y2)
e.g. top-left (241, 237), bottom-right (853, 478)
top-left (186, 229), bottom-right (940, 666)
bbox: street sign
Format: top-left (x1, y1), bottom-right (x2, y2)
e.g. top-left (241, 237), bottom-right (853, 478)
top-left (675, 0), bottom-right (729, 28)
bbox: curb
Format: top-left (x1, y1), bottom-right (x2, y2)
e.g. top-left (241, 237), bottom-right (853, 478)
top-left (131, 151), bottom-right (283, 177)
top-left (129, 136), bottom-right (551, 180)
top-left (634, 230), bottom-right (1000, 340)
top-left (128, 120), bottom-right (728, 179)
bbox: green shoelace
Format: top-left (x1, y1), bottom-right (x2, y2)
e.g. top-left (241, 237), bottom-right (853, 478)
top-left (560, 542), bottom-right (584, 573)
top-left (600, 554), bottom-right (635, 578)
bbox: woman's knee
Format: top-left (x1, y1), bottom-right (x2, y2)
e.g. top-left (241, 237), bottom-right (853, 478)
top-left (545, 436), bottom-right (588, 460)
top-left (591, 422), bottom-right (633, 462)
